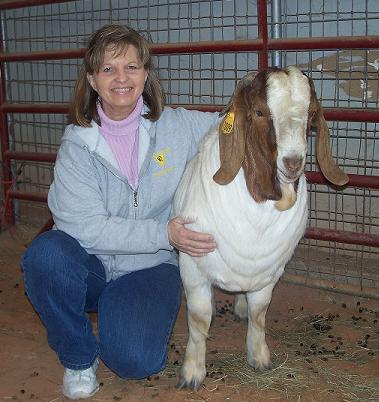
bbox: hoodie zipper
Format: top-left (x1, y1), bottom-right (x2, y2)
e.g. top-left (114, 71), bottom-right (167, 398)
top-left (86, 147), bottom-right (139, 210)
top-left (133, 190), bottom-right (138, 207)
top-left (85, 120), bottom-right (156, 213)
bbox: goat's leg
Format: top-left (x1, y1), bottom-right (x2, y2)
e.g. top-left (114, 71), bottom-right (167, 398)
top-left (245, 284), bottom-right (275, 371)
top-left (177, 281), bottom-right (212, 391)
top-left (233, 293), bottom-right (248, 320)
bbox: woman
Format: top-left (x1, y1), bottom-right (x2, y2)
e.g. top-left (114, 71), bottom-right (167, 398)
top-left (22, 24), bottom-right (218, 400)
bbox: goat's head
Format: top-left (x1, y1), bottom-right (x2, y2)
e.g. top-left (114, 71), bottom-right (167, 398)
top-left (213, 66), bottom-right (349, 211)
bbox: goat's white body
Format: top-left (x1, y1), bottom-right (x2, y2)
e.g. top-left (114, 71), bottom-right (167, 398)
top-left (173, 67), bottom-right (320, 391)
top-left (173, 66), bottom-right (345, 391)
top-left (174, 124), bottom-right (308, 390)
top-left (173, 127), bottom-right (308, 293)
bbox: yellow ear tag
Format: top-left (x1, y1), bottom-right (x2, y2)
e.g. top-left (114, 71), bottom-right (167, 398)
top-left (221, 112), bottom-right (235, 135)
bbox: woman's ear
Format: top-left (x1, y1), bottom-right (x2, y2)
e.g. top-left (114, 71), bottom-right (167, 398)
top-left (87, 73), bottom-right (97, 91)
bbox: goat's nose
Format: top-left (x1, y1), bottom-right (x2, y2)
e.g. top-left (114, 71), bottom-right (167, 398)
top-left (283, 155), bottom-right (303, 173)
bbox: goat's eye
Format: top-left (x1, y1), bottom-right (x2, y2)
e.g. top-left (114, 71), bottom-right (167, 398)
top-left (255, 110), bottom-right (263, 117)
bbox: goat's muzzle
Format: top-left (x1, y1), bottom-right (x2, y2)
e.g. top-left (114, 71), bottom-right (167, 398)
top-left (283, 155), bottom-right (303, 173)
top-left (278, 155), bottom-right (305, 183)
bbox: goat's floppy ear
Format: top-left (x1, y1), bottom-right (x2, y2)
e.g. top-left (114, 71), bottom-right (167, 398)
top-left (213, 105), bottom-right (246, 185)
top-left (213, 73), bottom-right (255, 185)
top-left (309, 78), bottom-right (349, 186)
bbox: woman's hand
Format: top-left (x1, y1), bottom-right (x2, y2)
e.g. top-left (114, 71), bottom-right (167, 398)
top-left (168, 217), bottom-right (217, 257)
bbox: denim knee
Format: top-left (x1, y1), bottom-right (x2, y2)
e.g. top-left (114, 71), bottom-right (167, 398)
top-left (22, 230), bottom-right (89, 300)
top-left (22, 231), bottom-right (56, 286)
top-left (23, 231), bottom-right (65, 280)
top-left (98, 264), bottom-right (182, 379)
top-left (103, 347), bottom-right (167, 379)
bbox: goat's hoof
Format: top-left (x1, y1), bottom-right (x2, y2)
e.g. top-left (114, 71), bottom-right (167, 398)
top-left (176, 377), bottom-right (202, 391)
top-left (249, 359), bottom-right (274, 372)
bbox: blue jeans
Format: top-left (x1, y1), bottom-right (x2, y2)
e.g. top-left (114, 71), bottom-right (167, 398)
top-left (21, 230), bottom-right (181, 379)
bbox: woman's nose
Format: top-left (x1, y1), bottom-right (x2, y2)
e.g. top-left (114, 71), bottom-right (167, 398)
top-left (115, 69), bottom-right (128, 82)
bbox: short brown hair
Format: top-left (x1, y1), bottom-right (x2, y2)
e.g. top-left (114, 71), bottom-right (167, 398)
top-left (69, 24), bottom-right (165, 126)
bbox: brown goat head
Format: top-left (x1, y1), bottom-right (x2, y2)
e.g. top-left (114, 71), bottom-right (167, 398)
top-left (213, 66), bottom-right (348, 211)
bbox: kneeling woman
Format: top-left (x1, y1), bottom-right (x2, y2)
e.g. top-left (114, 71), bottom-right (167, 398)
top-left (22, 24), bottom-right (218, 400)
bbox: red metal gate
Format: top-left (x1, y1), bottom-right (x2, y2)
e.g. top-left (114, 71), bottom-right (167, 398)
top-left (0, 0), bottom-right (378, 297)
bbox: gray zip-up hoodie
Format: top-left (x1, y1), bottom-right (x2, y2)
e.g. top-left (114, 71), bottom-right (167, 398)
top-left (48, 106), bottom-right (219, 281)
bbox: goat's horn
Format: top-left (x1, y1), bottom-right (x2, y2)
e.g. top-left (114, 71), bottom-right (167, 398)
top-left (315, 105), bottom-right (349, 186)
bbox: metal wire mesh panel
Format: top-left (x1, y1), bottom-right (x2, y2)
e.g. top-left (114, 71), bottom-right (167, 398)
top-left (0, 0), bottom-right (378, 296)
top-left (281, 0), bottom-right (379, 37)
top-left (2, 0), bottom-right (259, 52)
top-left (7, 158), bottom-right (53, 227)
top-left (11, 113), bottom-right (66, 154)
top-left (277, 46), bottom-right (379, 295)
top-left (157, 52), bottom-right (259, 105)
top-left (6, 60), bottom-right (80, 104)
top-left (282, 49), bottom-right (379, 109)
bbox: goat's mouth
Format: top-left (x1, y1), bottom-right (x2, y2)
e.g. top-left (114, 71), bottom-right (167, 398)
top-left (277, 168), bottom-right (302, 184)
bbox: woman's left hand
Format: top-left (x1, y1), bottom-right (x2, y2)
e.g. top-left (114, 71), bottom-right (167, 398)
top-left (167, 217), bottom-right (217, 257)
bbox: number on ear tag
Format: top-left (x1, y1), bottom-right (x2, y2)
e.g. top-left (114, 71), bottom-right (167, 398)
top-left (221, 112), bottom-right (235, 135)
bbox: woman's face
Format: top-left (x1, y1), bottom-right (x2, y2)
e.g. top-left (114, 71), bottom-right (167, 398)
top-left (87, 44), bottom-right (148, 120)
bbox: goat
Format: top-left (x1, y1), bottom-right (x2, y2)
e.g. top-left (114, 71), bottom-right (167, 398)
top-left (173, 66), bottom-right (348, 390)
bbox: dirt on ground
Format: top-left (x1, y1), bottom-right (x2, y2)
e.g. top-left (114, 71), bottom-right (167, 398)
top-left (0, 226), bottom-right (378, 402)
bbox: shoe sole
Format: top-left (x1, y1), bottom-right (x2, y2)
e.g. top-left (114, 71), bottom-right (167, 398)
top-left (62, 384), bottom-right (100, 400)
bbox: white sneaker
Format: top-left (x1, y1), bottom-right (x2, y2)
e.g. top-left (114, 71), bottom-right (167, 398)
top-left (62, 359), bottom-right (100, 400)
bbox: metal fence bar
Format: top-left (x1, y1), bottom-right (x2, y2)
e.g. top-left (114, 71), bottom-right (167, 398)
top-left (1, 35), bottom-right (379, 62)
top-left (5, 150), bottom-right (56, 162)
top-left (257, 0), bottom-right (268, 69)
top-left (305, 227), bottom-right (379, 248)
top-left (306, 172), bottom-right (379, 189)
top-left (2, 102), bottom-right (378, 123)
top-left (283, 272), bottom-right (379, 300)
top-left (0, 0), bottom-right (75, 10)
top-left (0, 18), bottom-right (14, 226)
top-left (9, 190), bottom-right (47, 202)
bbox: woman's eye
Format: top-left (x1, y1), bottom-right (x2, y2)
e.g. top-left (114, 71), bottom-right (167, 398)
top-left (128, 65), bottom-right (138, 70)
top-left (103, 67), bottom-right (112, 73)
top-left (255, 110), bottom-right (263, 117)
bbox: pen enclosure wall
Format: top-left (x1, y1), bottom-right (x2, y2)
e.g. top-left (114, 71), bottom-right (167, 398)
top-left (0, 0), bottom-right (378, 298)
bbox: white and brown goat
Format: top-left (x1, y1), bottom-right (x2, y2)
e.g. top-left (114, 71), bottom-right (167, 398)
top-left (173, 66), bottom-right (348, 390)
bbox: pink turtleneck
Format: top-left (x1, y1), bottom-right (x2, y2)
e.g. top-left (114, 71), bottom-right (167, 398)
top-left (97, 96), bottom-right (143, 190)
